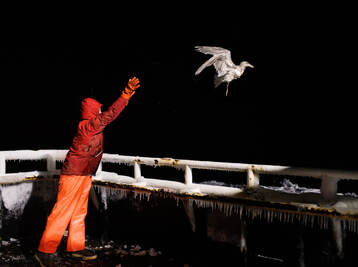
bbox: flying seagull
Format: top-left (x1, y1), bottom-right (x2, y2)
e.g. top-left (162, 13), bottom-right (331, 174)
top-left (195, 46), bottom-right (254, 96)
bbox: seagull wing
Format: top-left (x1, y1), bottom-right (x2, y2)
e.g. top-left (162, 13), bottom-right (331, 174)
top-left (195, 46), bottom-right (231, 56)
top-left (195, 54), bottom-right (220, 75)
top-left (195, 46), bottom-right (236, 76)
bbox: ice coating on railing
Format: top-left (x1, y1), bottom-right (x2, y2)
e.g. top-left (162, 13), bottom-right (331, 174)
top-left (3, 149), bottom-right (358, 181)
top-left (0, 183), bottom-right (33, 219)
top-left (2, 149), bottom-right (358, 218)
top-left (0, 150), bottom-right (67, 161)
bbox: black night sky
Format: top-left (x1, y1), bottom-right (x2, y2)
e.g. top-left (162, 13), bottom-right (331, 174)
top-left (0, 4), bottom-right (356, 170)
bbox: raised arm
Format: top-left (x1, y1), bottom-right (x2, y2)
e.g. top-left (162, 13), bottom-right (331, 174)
top-left (87, 77), bottom-right (140, 133)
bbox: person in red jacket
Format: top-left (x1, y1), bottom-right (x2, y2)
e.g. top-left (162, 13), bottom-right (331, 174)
top-left (35, 77), bottom-right (140, 265)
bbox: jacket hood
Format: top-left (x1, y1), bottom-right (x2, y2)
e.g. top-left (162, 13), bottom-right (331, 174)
top-left (81, 98), bottom-right (102, 119)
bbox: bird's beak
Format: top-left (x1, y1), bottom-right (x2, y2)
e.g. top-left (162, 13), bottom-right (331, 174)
top-left (248, 64), bottom-right (254, 68)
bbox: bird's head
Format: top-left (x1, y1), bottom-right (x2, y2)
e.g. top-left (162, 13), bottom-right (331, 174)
top-left (240, 61), bottom-right (254, 69)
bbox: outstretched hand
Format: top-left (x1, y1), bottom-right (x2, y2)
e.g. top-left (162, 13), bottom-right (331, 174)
top-left (122, 77), bottom-right (140, 100)
top-left (127, 77), bottom-right (140, 91)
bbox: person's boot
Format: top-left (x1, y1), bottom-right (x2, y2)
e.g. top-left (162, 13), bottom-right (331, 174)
top-left (70, 248), bottom-right (97, 260)
top-left (34, 251), bottom-right (57, 267)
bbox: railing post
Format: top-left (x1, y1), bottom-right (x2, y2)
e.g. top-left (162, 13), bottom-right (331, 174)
top-left (321, 175), bottom-right (338, 202)
top-left (94, 160), bottom-right (103, 178)
top-left (134, 161), bottom-right (144, 183)
top-left (0, 155), bottom-right (5, 175)
top-left (97, 161), bottom-right (102, 173)
top-left (247, 167), bottom-right (259, 188)
top-left (182, 165), bottom-right (200, 193)
top-left (185, 165), bottom-right (192, 185)
top-left (46, 154), bottom-right (56, 173)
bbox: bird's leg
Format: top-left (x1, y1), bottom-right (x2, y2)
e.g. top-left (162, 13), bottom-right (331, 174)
top-left (225, 83), bottom-right (230, 96)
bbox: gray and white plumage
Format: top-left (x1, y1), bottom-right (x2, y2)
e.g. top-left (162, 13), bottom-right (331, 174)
top-left (195, 46), bottom-right (254, 96)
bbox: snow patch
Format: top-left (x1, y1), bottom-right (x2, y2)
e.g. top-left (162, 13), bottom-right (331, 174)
top-left (262, 178), bottom-right (320, 194)
top-left (201, 180), bottom-right (243, 188)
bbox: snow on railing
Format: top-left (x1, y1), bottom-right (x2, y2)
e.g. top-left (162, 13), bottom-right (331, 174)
top-left (1, 149), bottom-right (358, 201)
top-left (0, 150), bottom-right (67, 183)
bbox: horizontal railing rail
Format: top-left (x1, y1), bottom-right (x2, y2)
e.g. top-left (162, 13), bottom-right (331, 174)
top-left (1, 149), bottom-right (358, 202)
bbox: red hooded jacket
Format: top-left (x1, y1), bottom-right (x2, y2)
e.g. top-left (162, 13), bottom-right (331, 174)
top-left (61, 96), bottom-right (128, 176)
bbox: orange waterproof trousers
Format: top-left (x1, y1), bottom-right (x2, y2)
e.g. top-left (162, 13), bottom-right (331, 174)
top-left (38, 175), bottom-right (92, 253)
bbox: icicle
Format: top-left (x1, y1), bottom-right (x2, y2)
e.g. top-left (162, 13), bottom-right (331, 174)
top-left (101, 187), bottom-right (108, 210)
top-left (93, 185), bottom-right (130, 203)
top-left (133, 191), bottom-right (151, 201)
top-left (303, 214), bottom-right (307, 226)
top-left (174, 196), bottom-right (180, 207)
top-left (322, 216), bottom-right (327, 229)
top-left (93, 184), bottom-right (358, 234)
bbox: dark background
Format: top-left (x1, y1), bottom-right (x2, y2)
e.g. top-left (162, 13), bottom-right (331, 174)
top-left (0, 3), bottom-right (356, 170)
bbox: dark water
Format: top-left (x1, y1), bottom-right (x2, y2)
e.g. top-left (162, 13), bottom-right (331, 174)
top-left (1, 179), bottom-right (358, 266)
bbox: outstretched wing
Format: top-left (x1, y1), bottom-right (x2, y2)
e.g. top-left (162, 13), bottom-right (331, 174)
top-left (195, 46), bottom-right (231, 56)
top-left (195, 46), bottom-right (236, 76)
top-left (195, 55), bottom-right (218, 75)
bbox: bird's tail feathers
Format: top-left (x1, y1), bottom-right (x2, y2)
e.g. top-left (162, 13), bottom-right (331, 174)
top-left (214, 74), bottom-right (224, 88)
top-left (195, 56), bottom-right (217, 75)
